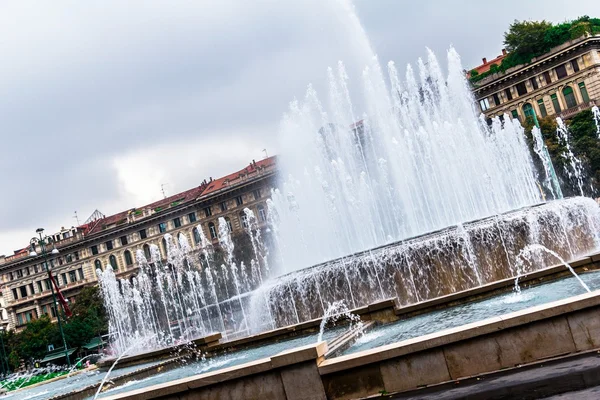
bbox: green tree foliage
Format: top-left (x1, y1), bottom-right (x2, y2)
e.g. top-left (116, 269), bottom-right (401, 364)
top-left (63, 286), bottom-right (108, 348)
top-left (525, 111), bottom-right (599, 197)
top-left (17, 316), bottom-right (59, 362)
top-left (471, 16), bottom-right (600, 84)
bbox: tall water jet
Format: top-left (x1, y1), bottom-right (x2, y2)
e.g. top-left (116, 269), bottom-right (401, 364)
top-left (531, 125), bottom-right (560, 200)
top-left (272, 48), bottom-right (541, 275)
top-left (556, 117), bottom-right (586, 196)
top-left (593, 105), bottom-right (600, 138)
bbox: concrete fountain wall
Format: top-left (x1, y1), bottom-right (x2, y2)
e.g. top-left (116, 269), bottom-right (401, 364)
top-left (257, 197), bottom-right (600, 327)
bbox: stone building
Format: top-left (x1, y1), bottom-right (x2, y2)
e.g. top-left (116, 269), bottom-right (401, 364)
top-left (470, 34), bottom-right (600, 122)
top-left (0, 157), bottom-right (277, 331)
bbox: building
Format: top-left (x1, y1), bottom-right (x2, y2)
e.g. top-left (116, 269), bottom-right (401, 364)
top-left (470, 34), bottom-right (600, 123)
top-left (0, 157), bottom-right (277, 331)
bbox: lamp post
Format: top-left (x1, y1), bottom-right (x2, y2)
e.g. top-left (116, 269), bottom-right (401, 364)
top-left (29, 228), bottom-right (71, 368)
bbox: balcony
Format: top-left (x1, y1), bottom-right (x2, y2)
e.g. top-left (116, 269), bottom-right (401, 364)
top-left (558, 99), bottom-right (598, 120)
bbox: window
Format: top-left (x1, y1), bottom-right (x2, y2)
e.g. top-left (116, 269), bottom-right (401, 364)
top-left (95, 259), bottom-right (103, 271)
top-left (16, 270), bottom-right (22, 278)
top-left (105, 240), bottom-right (113, 251)
top-left (63, 231), bottom-right (70, 239)
top-left (19, 286), bottom-right (27, 298)
top-left (504, 88), bottom-right (513, 101)
top-left (204, 207), bottom-right (212, 217)
top-left (61, 273), bottom-right (67, 285)
top-left (58, 257), bottom-right (64, 265)
top-left (516, 81), bottom-right (527, 96)
top-left (9, 272), bottom-right (13, 281)
top-left (522, 103), bottom-right (535, 120)
top-left (235, 195), bottom-right (244, 206)
top-left (17, 314), bottom-right (23, 326)
top-left (143, 244), bottom-right (151, 260)
top-left (253, 189), bottom-right (262, 200)
top-left (258, 205), bottom-right (267, 222)
top-left (158, 222), bottom-right (167, 233)
top-left (11, 288), bottom-right (17, 300)
top-left (36, 281), bottom-right (42, 293)
top-left (555, 64), bottom-right (567, 79)
top-left (74, 251), bottom-right (79, 261)
top-left (34, 264), bottom-right (39, 273)
top-left (173, 217), bottom-right (182, 228)
top-left (562, 86), bottom-right (577, 108)
top-left (551, 93), bottom-right (561, 113)
top-left (492, 93), bottom-right (501, 106)
top-left (511, 110), bottom-right (519, 119)
top-left (208, 222), bottom-right (217, 239)
top-left (91, 245), bottom-right (99, 255)
top-left (240, 212), bottom-right (249, 229)
top-left (66, 253), bottom-right (73, 263)
top-left (225, 217), bottom-right (233, 232)
top-left (28, 283), bottom-right (33, 296)
top-left (120, 236), bottom-right (128, 246)
top-left (78, 268), bottom-right (84, 280)
top-left (109, 255), bottom-right (118, 271)
top-left (124, 250), bottom-right (133, 266)
top-left (69, 270), bottom-right (77, 283)
top-left (45, 279), bottom-right (52, 291)
top-left (188, 212), bottom-right (197, 223)
top-left (220, 202), bottom-right (228, 212)
top-left (571, 59), bottom-right (580, 73)
top-left (50, 305), bottom-right (56, 318)
top-left (139, 229), bottom-right (147, 239)
top-left (537, 99), bottom-right (547, 118)
top-left (479, 98), bottom-right (490, 111)
top-left (543, 71), bottom-right (552, 85)
top-left (530, 77), bottom-right (539, 90)
top-left (579, 82), bottom-right (590, 103)
top-left (193, 228), bottom-right (202, 244)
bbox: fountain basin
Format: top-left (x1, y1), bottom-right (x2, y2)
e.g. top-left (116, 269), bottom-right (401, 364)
top-left (257, 197), bottom-right (600, 327)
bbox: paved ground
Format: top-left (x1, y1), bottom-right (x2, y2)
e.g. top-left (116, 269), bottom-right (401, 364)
top-left (385, 351), bottom-right (600, 400)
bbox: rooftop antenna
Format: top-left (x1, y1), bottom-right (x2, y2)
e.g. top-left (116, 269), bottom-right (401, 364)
top-left (73, 211), bottom-right (80, 226)
top-left (161, 183), bottom-right (169, 199)
top-left (263, 148), bottom-right (268, 159)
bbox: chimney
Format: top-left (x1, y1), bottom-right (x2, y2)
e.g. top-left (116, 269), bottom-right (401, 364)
top-left (482, 57), bottom-right (487, 64)
top-left (502, 48), bottom-right (507, 56)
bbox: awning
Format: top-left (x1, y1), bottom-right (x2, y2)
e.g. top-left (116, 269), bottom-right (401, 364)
top-left (82, 337), bottom-right (106, 350)
top-left (41, 348), bottom-right (77, 363)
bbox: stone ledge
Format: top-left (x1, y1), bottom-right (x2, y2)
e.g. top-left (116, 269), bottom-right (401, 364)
top-left (271, 341), bottom-right (327, 368)
top-left (319, 290), bottom-right (600, 375)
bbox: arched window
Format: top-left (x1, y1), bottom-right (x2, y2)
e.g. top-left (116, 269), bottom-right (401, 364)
top-left (94, 259), bottom-right (103, 271)
top-left (124, 250), bottom-right (133, 266)
top-left (239, 212), bottom-right (248, 229)
top-left (109, 255), bottom-right (118, 271)
top-left (562, 86), bottom-right (577, 109)
top-left (162, 238), bottom-right (168, 258)
top-left (208, 222), bottom-right (217, 239)
top-left (522, 103), bottom-right (535, 120)
top-left (193, 227), bottom-right (201, 244)
top-left (143, 244), bottom-right (151, 260)
top-left (257, 204), bottom-right (266, 222)
top-left (225, 217), bottom-right (233, 232)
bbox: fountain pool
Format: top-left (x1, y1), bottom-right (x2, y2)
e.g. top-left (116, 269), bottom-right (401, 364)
top-left (342, 269), bottom-right (600, 356)
top-left (94, 327), bottom-right (343, 399)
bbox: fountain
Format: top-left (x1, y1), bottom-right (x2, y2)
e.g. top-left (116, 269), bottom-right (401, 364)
top-left (592, 105), bottom-right (600, 138)
top-left (93, 0), bottom-right (600, 372)
top-left (555, 117), bottom-right (586, 196)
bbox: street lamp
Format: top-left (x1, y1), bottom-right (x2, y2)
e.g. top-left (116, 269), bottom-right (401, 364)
top-left (29, 228), bottom-right (71, 368)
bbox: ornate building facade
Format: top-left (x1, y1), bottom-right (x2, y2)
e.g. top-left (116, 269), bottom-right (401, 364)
top-left (0, 157), bottom-right (276, 331)
top-left (471, 34), bottom-right (600, 122)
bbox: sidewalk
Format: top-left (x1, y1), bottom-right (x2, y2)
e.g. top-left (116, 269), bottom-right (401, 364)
top-left (385, 351), bottom-right (600, 400)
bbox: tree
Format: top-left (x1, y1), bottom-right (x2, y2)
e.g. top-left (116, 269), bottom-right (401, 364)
top-left (63, 286), bottom-right (108, 348)
top-left (17, 316), bottom-right (59, 362)
top-left (504, 20), bottom-right (553, 59)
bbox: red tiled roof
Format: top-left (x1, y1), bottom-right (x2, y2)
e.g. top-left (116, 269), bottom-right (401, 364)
top-left (85, 156), bottom-right (277, 236)
top-left (467, 51), bottom-right (507, 77)
top-left (201, 156), bottom-right (277, 197)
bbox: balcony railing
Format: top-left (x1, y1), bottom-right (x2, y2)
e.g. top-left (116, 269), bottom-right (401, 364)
top-left (558, 99), bottom-right (598, 120)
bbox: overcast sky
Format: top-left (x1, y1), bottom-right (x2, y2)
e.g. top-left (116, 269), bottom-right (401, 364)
top-left (0, 0), bottom-right (595, 256)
